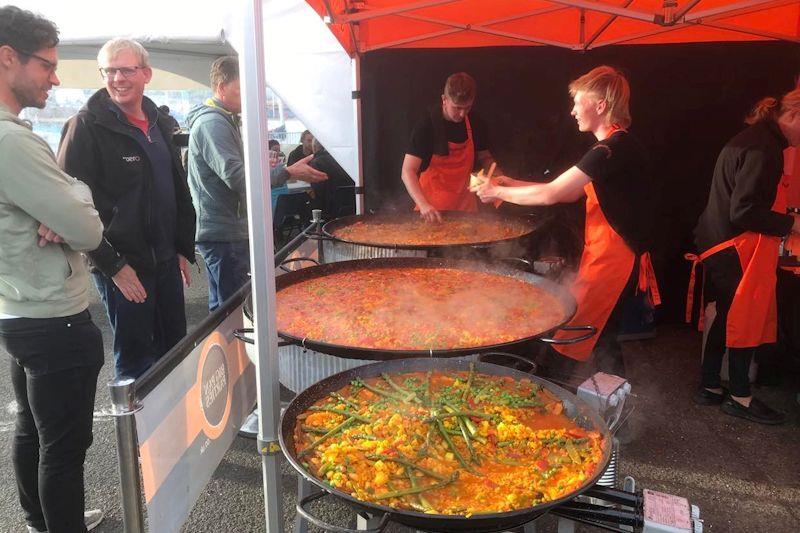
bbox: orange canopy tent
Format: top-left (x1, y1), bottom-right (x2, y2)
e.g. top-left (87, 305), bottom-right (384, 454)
top-left (305, 0), bottom-right (799, 55)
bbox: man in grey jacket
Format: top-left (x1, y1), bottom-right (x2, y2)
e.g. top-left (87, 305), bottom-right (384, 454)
top-left (187, 55), bottom-right (326, 311)
top-left (0, 6), bottom-right (105, 532)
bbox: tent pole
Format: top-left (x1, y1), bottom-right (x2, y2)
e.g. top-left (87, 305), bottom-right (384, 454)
top-left (240, 1), bottom-right (283, 533)
top-left (352, 54), bottom-right (366, 215)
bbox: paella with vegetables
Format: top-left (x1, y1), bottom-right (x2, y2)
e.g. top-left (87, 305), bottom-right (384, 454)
top-left (293, 365), bottom-right (606, 516)
top-left (329, 216), bottom-right (532, 247)
top-left (276, 267), bottom-right (568, 351)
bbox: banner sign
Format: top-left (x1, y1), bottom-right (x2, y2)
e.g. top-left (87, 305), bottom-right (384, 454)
top-left (134, 304), bottom-right (256, 533)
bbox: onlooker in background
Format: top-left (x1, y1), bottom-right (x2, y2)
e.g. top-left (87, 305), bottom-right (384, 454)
top-left (186, 56), bottom-right (327, 311)
top-left (58, 38), bottom-right (196, 380)
top-left (287, 129), bottom-right (314, 166)
top-left (0, 6), bottom-right (105, 532)
top-left (268, 138), bottom-right (285, 161)
top-left (158, 104), bottom-right (181, 133)
top-left (309, 138), bottom-right (356, 220)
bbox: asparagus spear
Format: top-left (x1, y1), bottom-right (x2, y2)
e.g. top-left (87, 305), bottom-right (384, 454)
top-left (301, 425), bottom-right (330, 435)
top-left (374, 475), bottom-right (456, 500)
top-left (381, 373), bottom-right (420, 403)
top-left (298, 417), bottom-right (357, 457)
top-left (461, 362), bottom-right (475, 402)
top-left (307, 406), bottom-right (372, 424)
top-left (355, 379), bottom-right (406, 403)
top-left (405, 466), bottom-right (434, 511)
top-left (435, 419), bottom-right (470, 470)
top-left (456, 416), bottom-right (480, 464)
top-left (329, 392), bottom-right (359, 410)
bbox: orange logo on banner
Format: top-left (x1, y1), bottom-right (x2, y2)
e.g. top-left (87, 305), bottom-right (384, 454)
top-left (138, 327), bottom-right (251, 503)
top-left (197, 332), bottom-right (232, 440)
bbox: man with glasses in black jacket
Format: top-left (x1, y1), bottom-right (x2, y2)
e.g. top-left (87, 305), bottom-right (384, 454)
top-left (58, 38), bottom-right (196, 380)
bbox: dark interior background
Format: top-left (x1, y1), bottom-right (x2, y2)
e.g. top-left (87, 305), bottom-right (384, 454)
top-left (358, 41), bottom-right (800, 323)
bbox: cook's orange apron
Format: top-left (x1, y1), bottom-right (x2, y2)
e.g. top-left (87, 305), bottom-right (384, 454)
top-left (685, 173), bottom-right (789, 347)
top-left (417, 115), bottom-right (477, 212)
top-left (553, 181), bottom-right (660, 361)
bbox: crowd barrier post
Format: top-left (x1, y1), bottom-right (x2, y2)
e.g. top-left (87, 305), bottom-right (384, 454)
top-left (109, 378), bottom-right (145, 533)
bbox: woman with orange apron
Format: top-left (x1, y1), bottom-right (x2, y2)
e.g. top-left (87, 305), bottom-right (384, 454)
top-left (692, 91), bottom-right (800, 425)
top-left (473, 66), bottom-right (659, 377)
top-left (401, 72), bottom-right (498, 222)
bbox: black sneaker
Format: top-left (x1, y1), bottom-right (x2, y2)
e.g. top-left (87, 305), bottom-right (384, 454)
top-left (721, 397), bottom-right (787, 425)
top-left (693, 387), bottom-right (727, 406)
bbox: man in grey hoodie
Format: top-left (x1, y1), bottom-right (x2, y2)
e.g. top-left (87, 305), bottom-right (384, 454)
top-left (187, 55), bottom-right (327, 311)
top-left (0, 6), bottom-right (105, 532)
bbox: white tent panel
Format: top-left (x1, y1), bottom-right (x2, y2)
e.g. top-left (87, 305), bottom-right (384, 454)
top-left (16, 0), bottom-right (359, 179)
top-left (51, 59), bottom-right (211, 90)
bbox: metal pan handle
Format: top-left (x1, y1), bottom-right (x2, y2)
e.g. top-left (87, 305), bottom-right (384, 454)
top-left (478, 352), bottom-right (537, 375)
top-left (232, 329), bottom-right (292, 348)
top-left (279, 257), bottom-right (320, 272)
top-left (233, 328), bottom-right (254, 345)
top-left (497, 257), bottom-right (534, 271)
top-left (538, 325), bottom-right (597, 345)
top-left (296, 490), bottom-right (390, 533)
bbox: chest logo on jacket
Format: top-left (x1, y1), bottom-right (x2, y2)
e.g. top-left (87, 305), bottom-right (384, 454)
top-left (122, 155), bottom-right (141, 163)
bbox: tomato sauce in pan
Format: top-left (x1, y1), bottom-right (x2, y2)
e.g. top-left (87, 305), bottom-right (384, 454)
top-left (277, 267), bottom-right (568, 351)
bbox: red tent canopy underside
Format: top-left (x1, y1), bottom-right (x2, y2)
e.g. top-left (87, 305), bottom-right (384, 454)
top-left (306, 0), bottom-right (800, 55)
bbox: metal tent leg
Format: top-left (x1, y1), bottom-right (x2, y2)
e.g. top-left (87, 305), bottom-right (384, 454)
top-left (557, 517), bottom-right (576, 533)
top-left (295, 477), bottom-right (313, 533)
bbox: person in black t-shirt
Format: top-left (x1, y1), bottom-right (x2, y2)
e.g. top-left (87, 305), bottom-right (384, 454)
top-left (472, 66), bottom-right (658, 377)
top-left (401, 72), bottom-right (499, 222)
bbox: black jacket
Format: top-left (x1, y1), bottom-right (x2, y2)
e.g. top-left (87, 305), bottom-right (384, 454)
top-left (694, 120), bottom-right (794, 253)
top-left (58, 90), bottom-right (195, 276)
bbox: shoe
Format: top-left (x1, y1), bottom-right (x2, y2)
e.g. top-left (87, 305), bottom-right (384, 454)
top-left (26, 509), bottom-right (104, 533)
top-left (721, 397), bottom-right (787, 425)
top-left (693, 387), bottom-right (727, 406)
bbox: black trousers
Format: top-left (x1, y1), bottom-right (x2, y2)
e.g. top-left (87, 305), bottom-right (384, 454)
top-left (0, 310), bottom-right (103, 533)
top-left (92, 256), bottom-right (186, 380)
top-left (700, 248), bottom-right (756, 397)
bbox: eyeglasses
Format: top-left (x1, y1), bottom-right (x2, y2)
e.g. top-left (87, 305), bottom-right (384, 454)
top-left (14, 49), bottom-right (57, 74)
top-left (99, 66), bottom-right (144, 80)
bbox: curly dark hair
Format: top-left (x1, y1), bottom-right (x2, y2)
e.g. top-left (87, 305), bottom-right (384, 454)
top-left (0, 5), bottom-right (59, 60)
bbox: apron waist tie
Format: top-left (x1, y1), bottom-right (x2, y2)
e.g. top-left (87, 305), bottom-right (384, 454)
top-left (637, 252), bottom-right (661, 307)
top-left (684, 240), bottom-right (737, 330)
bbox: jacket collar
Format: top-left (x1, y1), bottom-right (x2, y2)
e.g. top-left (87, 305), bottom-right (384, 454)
top-left (205, 97), bottom-right (240, 128)
top-left (85, 88), bottom-right (160, 134)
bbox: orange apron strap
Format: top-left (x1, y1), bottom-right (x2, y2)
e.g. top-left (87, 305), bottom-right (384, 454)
top-left (683, 252), bottom-right (701, 324)
top-left (683, 238), bottom-right (738, 330)
top-left (637, 252), bottom-right (661, 307)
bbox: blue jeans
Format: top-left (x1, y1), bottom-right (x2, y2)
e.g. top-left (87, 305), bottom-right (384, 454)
top-left (92, 257), bottom-right (186, 380)
top-left (196, 241), bottom-right (250, 312)
top-left (0, 310), bottom-right (103, 533)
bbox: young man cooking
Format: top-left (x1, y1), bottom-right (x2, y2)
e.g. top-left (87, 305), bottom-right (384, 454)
top-left (401, 72), bottom-right (500, 222)
top-left (691, 90), bottom-right (800, 425)
top-left (472, 66), bottom-right (659, 377)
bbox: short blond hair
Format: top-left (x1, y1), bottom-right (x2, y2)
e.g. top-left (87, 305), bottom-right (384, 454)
top-left (569, 66), bottom-right (631, 128)
top-left (745, 89), bottom-right (800, 125)
top-left (444, 72), bottom-right (476, 105)
top-left (97, 38), bottom-right (150, 67)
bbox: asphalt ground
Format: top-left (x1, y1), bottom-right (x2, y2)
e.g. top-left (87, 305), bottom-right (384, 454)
top-left (1, 263), bottom-right (799, 533)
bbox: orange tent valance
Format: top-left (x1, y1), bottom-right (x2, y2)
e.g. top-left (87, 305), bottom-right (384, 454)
top-left (305, 0), bottom-right (800, 56)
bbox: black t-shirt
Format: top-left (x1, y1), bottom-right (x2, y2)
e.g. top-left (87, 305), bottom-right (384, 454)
top-left (406, 107), bottom-right (489, 172)
top-left (576, 130), bottom-right (653, 254)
